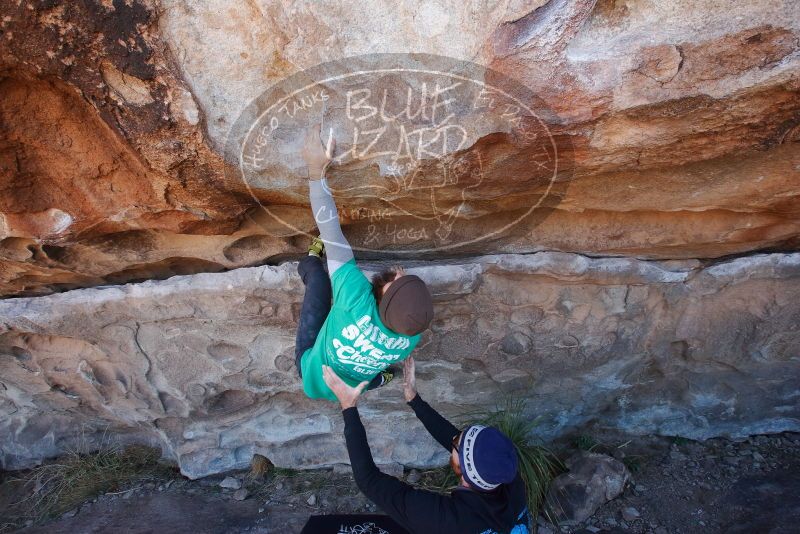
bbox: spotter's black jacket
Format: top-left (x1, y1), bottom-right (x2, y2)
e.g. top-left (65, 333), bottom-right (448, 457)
top-left (342, 393), bottom-right (530, 534)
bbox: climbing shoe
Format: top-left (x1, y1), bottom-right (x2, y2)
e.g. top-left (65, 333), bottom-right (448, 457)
top-left (366, 366), bottom-right (398, 391)
top-left (376, 369), bottom-right (394, 387)
top-left (308, 236), bottom-right (325, 257)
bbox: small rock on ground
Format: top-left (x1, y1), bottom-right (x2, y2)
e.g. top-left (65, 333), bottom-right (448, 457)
top-left (621, 506), bottom-right (640, 521)
top-left (219, 477), bottom-right (242, 490)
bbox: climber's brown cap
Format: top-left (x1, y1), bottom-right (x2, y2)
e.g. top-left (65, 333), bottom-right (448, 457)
top-left (378, 275), bottom-right (434, 336)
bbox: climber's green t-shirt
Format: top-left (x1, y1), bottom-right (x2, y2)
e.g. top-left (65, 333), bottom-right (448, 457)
top-left (301, 259), bottom-right (420, 401)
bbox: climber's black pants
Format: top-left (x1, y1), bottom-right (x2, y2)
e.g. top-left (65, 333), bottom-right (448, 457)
top-left (294, 255), bottom-right (383, 390)
top-left (295, 255), bottom-right (332, 378)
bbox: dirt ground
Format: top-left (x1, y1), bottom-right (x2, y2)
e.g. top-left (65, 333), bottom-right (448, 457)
top-left (542, 431), bottom-right (800, 534)
top-left (1, 431), bottom-right (798, 534)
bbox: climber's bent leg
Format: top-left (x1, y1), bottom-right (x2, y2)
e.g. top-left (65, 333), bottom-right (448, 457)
top-left (295, 255), bottom-right (332, 377)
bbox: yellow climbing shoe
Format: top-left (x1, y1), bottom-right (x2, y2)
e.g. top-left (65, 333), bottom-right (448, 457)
top-left (308, 236), bottom-right (325, 257)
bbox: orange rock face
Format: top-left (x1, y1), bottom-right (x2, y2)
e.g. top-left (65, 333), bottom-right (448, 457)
top-left (0, 0), bottom-right (798, 297)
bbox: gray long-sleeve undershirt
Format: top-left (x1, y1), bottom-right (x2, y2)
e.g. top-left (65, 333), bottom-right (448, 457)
top-left (309, 177), bottom-right (354, 275)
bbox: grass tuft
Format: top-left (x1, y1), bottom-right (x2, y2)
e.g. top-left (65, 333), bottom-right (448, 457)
top-left (3, 445), bottom-right (176, 528)
top-left (408, 466), bottom-right (459, 494)
top-left (622, 455), bottom-right (642, 473)
top-left (570, 434), bottom-right (644, 473)
top-left (252, 466), bottom-right (339, 501)
top-left (574, 434), bottom-right (600, 452)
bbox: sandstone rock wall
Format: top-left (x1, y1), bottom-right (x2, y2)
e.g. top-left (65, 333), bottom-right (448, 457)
top-left (1, 252), bottom-right (798, 478)
top-left (0, 0), bottom-right (798, 479)
top-left (0, 0), bottom-right (798, 296)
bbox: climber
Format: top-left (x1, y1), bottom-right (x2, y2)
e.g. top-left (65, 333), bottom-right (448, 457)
top-left (321, 356), bottom-right (530, 534)
top-left (295, 123), bottom-right (434, 401)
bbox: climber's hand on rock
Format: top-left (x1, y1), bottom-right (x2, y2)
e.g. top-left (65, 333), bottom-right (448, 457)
top-left (403, 357), bottom-right (417, 402)
top-left (302, 123), bottom-right (335, 180)
top-left (323, 365), bottom-right (368, 410)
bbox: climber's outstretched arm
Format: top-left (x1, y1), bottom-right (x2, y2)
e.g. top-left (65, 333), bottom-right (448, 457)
top-left (402, 358), bottom-right (460, 450)
top-left (303, 124), bottom-right (354, 275)
top-left (309, 177), bottom-right (354, 275)
top-left (323, 366), bottom-right (458, 534)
